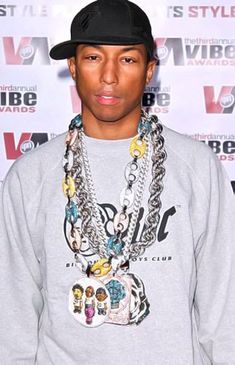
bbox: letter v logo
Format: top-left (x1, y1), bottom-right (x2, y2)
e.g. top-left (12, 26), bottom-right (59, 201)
top-left (4, 133), bottom-right (31, 159)
top-left (3, 37), bottom-right (32, 65)
top-left (204, 86), bottom-right (235, 114)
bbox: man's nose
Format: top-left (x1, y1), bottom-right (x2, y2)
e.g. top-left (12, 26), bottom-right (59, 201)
top-left (100, 59), bottom-right (118, 85)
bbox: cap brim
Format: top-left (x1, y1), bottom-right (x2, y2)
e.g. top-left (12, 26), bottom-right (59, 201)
top-left (49, 36), bottom-right (146, 60)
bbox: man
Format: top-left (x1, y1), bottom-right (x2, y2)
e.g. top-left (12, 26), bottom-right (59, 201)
top-left (0, 0), bottom-right (235, 363)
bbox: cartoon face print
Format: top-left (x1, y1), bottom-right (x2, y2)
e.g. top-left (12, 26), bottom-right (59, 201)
top-left (72, 284), bottom-right (84, 300)
top-left (96, 287), bottom-right (108, 302)
top-left (85, 286), bottom-right (94, 298)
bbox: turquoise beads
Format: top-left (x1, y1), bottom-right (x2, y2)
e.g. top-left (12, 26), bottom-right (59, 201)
top-left (65, 201), bottom-right (79, 224)
top-left (107, 235), bottom-right (124, 256)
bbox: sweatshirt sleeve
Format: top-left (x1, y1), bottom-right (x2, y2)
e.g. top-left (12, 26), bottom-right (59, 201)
top-left (0, 165), bottom-right (44, 364)
top-left (194, 152), bottom-right (235, 363)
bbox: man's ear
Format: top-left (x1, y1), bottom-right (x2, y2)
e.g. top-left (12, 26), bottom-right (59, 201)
top-left (146, 60), bottom-right (156, 84)
top-left (67, 57), bottom-right (76, 80)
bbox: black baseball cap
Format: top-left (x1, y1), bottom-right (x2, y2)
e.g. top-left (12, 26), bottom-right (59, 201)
top-left (49, 0), bottom-right (155, 60)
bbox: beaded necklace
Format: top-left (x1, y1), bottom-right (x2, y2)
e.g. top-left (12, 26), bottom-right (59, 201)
top-left (63, 110), bottom-right (166, 327)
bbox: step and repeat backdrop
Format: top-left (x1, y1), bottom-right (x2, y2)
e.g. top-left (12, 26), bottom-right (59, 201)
top-left (0, 1), bottom-right (235, 192)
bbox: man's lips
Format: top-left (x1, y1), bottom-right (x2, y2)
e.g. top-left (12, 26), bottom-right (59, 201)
top-left (95, 94), bottom-right (121, 105)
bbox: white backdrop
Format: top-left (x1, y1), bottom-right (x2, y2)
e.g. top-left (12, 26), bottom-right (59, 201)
top-left (0, 0), bottom-right (235, 191)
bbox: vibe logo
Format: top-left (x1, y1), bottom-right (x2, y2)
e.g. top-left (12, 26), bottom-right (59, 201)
top-left (155, 38), bottom-right (235, 66)
top-left (0, 89), bottom-right (37, 112)
top-left (204, 86), bottom-right (235, 113)
top-left (2, 37), bottom-right (50, 65)
top-left (4, 132), bottom-right (52, 159)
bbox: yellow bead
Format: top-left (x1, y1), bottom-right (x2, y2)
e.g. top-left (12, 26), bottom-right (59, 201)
top-left (90, 258), bottom-right (112, 277)
top-left (62, 176), bottom-right (76, 198)
top-left (130, 136), bottom-right (146, 158)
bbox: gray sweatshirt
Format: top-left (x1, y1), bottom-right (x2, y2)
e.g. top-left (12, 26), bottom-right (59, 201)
top-left (0, 125), bottom-right (235, 364)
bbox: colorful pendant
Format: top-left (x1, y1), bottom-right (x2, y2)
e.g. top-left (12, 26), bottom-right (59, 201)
top-left (69, 277), bottom-right (111, 327)
top-left (102, 273), bottom-right (150, 326)
top-left (101, 274), bottom-right (132, 325)
top-left (130, 136), bottom-right (146, 158)
top-left (107, 235), bottom-right (124, 256)
top-left (90, 258), bottom-right (112, 277)
top-left (62, 176), bottom-right (76, 197)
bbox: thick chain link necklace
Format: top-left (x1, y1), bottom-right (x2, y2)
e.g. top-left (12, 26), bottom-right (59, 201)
top-left (63, 110), bottom-right (166, 327)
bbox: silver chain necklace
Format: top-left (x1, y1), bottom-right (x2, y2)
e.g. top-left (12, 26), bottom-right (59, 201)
top-left (63, 110), bottom-right (166, 265)
top-left (80, 129), bottom-right (151, 262)
top-left (63, 110), bottom-right (167, 328)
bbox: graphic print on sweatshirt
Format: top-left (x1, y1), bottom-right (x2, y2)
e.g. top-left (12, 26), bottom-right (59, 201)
top-left (65, 203), bottom-right (177, 268)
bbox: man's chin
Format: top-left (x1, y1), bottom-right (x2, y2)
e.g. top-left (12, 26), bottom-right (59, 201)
top-left (92, 111), bottom-right (125, 124)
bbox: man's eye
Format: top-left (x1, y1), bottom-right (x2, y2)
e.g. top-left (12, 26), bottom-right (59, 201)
top-left (86, 55), bottom-right (98, 61)
top-left (123, 57), bottom-right (135, 64)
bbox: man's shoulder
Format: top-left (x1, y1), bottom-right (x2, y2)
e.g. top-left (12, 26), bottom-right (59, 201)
top-left (15, 132), bottom-right (66, 168)
top-left (5, 132), bottom-right (66, 183)
top-left (162, 124), bottom-right (215, 163)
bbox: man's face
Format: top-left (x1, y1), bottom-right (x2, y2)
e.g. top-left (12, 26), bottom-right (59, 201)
top-left (67, 44), bottom-right (155, 124)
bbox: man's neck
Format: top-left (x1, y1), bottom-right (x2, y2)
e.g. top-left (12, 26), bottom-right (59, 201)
top-left (81, 108), bottom-right (142, 140)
